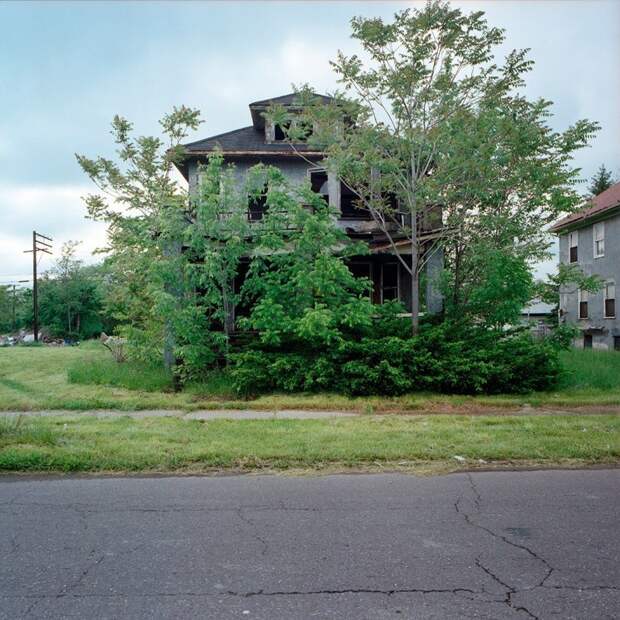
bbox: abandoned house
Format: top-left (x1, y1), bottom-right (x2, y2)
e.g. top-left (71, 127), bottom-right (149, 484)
top-left (550, 181), bottom-right (620, 350)
top-left (175, 93), bottom-right (443, 322)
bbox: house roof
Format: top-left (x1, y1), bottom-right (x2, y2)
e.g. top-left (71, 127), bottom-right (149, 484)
top-left (549, 181), bottom-right (620, 233)
top-left (521, 300), bottom-right (555, 316)
top-left (249, 93), bottom-right (333, 108)
top-left (181, 125), bottom-right (323, 156)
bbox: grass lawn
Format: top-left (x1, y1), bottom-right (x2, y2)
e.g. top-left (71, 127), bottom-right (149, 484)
top-left (0, 414), bottom-right (618, 473)
top-left (1, 341), bottom-right (620, 413)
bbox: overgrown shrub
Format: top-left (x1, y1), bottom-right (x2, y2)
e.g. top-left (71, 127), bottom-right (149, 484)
top-left (230, 321), bottom-right (562, 397)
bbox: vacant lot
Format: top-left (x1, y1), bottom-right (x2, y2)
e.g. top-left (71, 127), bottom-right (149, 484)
top-left (1, 342), bottom-right (620, 413)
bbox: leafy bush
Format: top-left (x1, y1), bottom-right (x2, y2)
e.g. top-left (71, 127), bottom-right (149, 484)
top-left (230, 322), bottom-right (562, 397)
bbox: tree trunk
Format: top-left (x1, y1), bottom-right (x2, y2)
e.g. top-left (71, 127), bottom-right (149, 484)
top-left (163, 240), bottom-right (183, 374)
top-left (221, 283), bottom-right (234, 367)
top-left (410, 205), bottom-right (420, 334)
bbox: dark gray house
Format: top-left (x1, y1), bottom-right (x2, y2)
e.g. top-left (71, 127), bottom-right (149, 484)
top-left (176, 93), bottom-right (443, 318)
top-left (550, 181), bottom-right (620, 350)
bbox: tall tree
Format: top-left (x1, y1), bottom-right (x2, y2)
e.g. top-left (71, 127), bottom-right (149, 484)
top-left (588, 164), bottom-right (615, 196)
top-left (77, 107), bottom-right (201, 369)
top-left (276, 1), bottom-right (598, 333)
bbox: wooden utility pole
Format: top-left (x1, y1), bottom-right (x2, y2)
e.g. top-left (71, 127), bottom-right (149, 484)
top-left (23, 231), bottom-right (52, 341)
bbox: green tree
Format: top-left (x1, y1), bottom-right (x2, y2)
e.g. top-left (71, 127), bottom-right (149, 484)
top-left (276, 1), bottom-right (598, 333)
top-left (78, 112), bottom-right (255, 378)
top-left (77, 107), bottom-right (201, 370)
top-left (588, 164), bottom-right (615, 196)
top-left (241, 169), bottom-right (374, 347)
top-left (37, 241), bottom-right (105, 339)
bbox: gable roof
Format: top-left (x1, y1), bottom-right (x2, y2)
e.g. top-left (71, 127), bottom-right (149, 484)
top-left (550, 181), bottom-right (620, 233)
top-left (249, 93), bottom-right (333, 108)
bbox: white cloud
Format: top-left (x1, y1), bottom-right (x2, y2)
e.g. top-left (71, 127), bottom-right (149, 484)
top-left (0, 183), bottom-right (108, 278)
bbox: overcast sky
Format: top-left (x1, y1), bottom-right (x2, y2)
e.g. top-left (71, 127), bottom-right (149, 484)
top-left (1, 0), bottom-right (619, 284)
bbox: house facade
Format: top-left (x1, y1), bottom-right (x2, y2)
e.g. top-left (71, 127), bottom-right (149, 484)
top-left (176, 93), bottom-right (443, 319)
top-left (550, 182), bottom-right (620, 350)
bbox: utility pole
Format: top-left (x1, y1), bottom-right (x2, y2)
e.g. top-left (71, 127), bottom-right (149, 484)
top-left (23, 231), bottom-right (52, 341)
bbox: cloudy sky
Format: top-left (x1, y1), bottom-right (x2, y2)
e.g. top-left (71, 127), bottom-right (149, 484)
top-left (1, 0), bottom-right (619, 285)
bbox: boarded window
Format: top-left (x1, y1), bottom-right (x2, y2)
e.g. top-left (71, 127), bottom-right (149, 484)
top-left (604, 281), bottom-right (616, 318)
top-left (381, 263), bottom-right (399, 302)
top-left (569, 231), bottom-right (578, 263)
top-left (594, 222), bottom-right (605, 258)
top-left (578, 289), bottom-right (588, 319)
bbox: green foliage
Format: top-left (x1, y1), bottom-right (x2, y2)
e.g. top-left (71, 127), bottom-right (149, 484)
top-left (37, 242), bottom-right (108, 340)
top-left (67, 359), bottom-right (172, 392)
top-left (231, 321), bottom-right (562, 397)
top-left (240, 176), bottom-right (374, 347)
top-left (446, 249), bottom-right (533, 328)
top-left (273, 1), bottom-right (598, 332)
top-left (588, 164), bottom-right (615, 196)
top-left (0, 286), bottom-right (30, 334)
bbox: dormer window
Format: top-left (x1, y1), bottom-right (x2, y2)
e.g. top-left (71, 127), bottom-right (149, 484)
top-left (274, 121), bottom-right (291, 141)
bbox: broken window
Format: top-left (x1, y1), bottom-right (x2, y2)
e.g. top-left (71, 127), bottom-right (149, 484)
top-left (578, 289), bottom-right (588, 319)
top-left (340, 182), bottom-right (371, 219)
top-left (604, 281), bottom-right (615, 318)
top-left (309, 169), bottom-right (329, 205)
top-left (381, 263), bottom-right (399, 302)
top-left (569, 231), bottom-right (578, 263)
top-left (248, 185), bottom-right (268, 221)
top-left (274, 121), bottom-right (291, 141)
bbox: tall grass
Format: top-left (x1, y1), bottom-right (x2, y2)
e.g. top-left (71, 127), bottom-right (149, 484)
top-left (558, 349), bottom-right (620, 391)
top-left (0, 415), bottom-right (56, 446)
top-left (67, 359), bottom-right (173, 392)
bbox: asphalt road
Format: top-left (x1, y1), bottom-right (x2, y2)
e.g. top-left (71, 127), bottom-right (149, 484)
top-left (1, 470), bottom-right (618, 620)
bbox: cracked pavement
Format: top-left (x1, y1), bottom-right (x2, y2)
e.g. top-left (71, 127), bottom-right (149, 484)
top-left (0, 470), bottom-right (618, 619)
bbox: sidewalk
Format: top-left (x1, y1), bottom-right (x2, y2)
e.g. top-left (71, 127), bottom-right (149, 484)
top-left (0, 409), bottom-right (359, 420)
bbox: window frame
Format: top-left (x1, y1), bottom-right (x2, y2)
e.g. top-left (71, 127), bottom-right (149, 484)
top-left (380, 262), bottom-right (400, 303)
top-left (568, 230), bottom-right (578, 263)
top-left (604, 280), bottom-right (616, 319)
top-left (578, 289), bottom-right (589, 319)
top-left (593, 222), bottom-right (605, 259)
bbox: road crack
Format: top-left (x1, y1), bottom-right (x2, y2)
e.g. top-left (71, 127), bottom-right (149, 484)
top-left (454, 473), bottom-right (553, 619)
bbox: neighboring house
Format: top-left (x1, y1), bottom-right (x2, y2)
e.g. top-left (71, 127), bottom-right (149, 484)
top-left (550, 182), bottom-right (620, 350)
top-left (520, 300), bottom-right (554, 339)
top-left (175, 93), bottom-right (443, 321)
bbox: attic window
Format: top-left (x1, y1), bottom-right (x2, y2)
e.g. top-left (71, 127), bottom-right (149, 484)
top-left (274, 121), bottom-right (291, 141)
